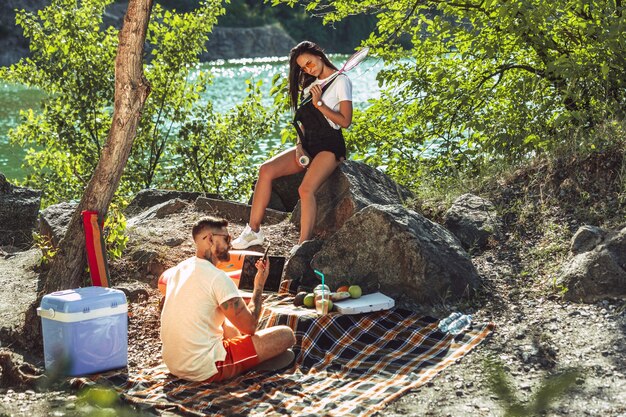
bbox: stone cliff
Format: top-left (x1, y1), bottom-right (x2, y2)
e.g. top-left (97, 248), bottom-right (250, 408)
top-left (0, 1), bottom-right (295, 67)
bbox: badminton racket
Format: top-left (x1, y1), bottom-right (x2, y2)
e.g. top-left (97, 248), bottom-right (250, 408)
top-left (300, 47), bottom-right (370, 105)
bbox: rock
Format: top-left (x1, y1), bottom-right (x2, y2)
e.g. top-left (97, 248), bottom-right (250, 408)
top-left (310, 204), bottom-right (480, 309)
top-left (0, 348), bottom-right (44, 389)
top-left (292, 161), bottom-right (413, 238)
top-left (164, 236), bottom-right (186, 247)
top-left (125, 189), bottom-right (218, 216)
top-left (556, 226), bottom-right (626, 302)
top-left (247, 183), bottom-right (286, 212)
top-left (262, 190), bottom-right (287, 212)
top-left (113, 282), bottom-right (151, 302)
top-left (201, 24), bottom-right (295, 61)
top-left (248, 172), bottom-right (305, 213)
top-left (0, 173), bottom-right (42, 248)
top-left (0, 1), bottom-right (39, 67)
top-left (570, 225), bottom-right (606, 255)
top-left (128, 247), bottom-right (165, 279)
top-left (127, 199), bottom-right (189, 227)
top-left (152, 199), bottom-right (188, 218)
top-left (195, 196), bottom-right (288, 225)
top-left (39, 202), bottom-right (78, 247)
top-left (443, 193), bottom-right (501, 251)
top-left (1, 2), bottom-right (295, 65)
top-left (0, 175), bottom-right (11, 194)
top-left (272, 172), bottom-right (305, 212)
top-left (283, 240), bottom-right (324, 293)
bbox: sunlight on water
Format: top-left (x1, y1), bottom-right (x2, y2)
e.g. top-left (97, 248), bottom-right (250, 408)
top-left (0, 55), bottom-right (383, 181)
top-left (0, 83), bottom-right (46, 180)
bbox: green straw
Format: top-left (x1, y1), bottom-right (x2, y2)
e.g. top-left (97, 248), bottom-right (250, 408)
top-left (314, 269), bottom-right (325, 310)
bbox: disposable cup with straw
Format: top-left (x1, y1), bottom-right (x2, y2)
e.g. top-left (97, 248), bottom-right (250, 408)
top-left (313, 269), bottom-right (330, 315)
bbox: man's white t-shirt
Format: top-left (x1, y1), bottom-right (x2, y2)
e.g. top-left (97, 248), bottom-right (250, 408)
top-left (303, 73), bottom-right (352, 130)
top-left (160, 256), bottom-right (241, 381)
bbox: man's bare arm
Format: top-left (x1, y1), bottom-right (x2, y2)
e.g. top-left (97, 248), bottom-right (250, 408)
top-left (246, 281), bottom-right (264, 324)
top-left (219, 258), bottom-right (268, 336)
top-left (220, 297), bottom-right (246, 315)
top-left (220, 296), bottom-right (257, 335)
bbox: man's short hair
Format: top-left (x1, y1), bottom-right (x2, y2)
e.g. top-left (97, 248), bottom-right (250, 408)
top-left (192, 217), bottom-right (229, 240)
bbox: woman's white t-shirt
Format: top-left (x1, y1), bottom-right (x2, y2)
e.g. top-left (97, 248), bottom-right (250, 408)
top-left (303, 73), bottom-right (352, 130)
top-left (160, 256), bottom-right (241, 381)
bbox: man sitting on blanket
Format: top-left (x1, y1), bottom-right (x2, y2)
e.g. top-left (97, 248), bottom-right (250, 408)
top-left (160, 216), bottom-right (296, 382)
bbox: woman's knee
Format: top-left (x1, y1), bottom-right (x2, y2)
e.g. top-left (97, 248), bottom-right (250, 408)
top-left (258, 162), bottom-right (272, 180)
top-left (298, 183), bottom-right (314, 200)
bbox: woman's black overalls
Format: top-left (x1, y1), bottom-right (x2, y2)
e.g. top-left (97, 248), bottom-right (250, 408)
top-left (292, 76), bottom-right (347, 161)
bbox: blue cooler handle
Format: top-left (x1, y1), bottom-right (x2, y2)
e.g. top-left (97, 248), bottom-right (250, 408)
top-left (37, 307), bottom-right (56, 319)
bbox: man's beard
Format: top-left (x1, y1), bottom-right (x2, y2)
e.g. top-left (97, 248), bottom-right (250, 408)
top-left (202, 245), bottom-right (230, 263)
top-left (216, 246), bottom-right (230, 262)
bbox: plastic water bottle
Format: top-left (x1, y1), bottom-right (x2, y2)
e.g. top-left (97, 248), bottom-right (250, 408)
top-left (438, 312), bottom-right (462, 332)
top-left (299, 155), bottom-right (310, 167)
top-left (446, 314), bottom-right (473, 335)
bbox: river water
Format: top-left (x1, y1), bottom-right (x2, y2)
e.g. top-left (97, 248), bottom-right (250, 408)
top-left (0, 55), bottom-right (383, 181)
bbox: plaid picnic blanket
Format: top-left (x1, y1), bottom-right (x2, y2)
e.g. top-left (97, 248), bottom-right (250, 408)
top-left (73, 294), bottom-right (494, 417)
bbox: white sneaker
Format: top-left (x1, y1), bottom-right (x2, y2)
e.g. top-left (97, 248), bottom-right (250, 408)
top-left (232, 224), bottom-right (265, 249)
top-left (289, 243), bottom-right (302, 257)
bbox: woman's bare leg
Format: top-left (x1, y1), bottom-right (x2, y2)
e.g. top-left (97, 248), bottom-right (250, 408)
top-left (297, 152), bottom-right (341, 243)
top-left (249, 147), bottom-right (304, 231)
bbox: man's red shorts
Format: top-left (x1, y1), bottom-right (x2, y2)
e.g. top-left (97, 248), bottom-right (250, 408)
top-left (205, 335), bottom-right (259, 382)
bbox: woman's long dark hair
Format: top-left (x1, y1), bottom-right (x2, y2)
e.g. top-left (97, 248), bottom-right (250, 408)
top-left (288, 41), bottom-right (338, 112)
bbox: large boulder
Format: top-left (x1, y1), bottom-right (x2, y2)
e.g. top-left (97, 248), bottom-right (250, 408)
top-left (310, 204), bottom-right (480, 309)
top-left (0, 0), bottom-right (126, 66)
top-left (0, 0), bottom-right (40, 66)
top-left (39, 201), bottom-right (78, 247)
top-left (201, 24), bottom-right (295, 61)
top-left (282, 239), bottom-right (325, 293)
top-left (570, 225), bottom-right (605, 255)
top-left (556, 225), bottom-right (626, 302)
top-left (248, 172), bottom-right (305, 213)
top-left (0, 174), bottom-right (41, 248)
top-left (443, 193), bottom-right (502, 251)
top-left (127, 199), bottom-right (189, 228)
top-left (292, 161), bottom-right (413, 238)
top-left (195, 196), bottom-right (288, 225)
top-left (125, 189), bottom-right (219, 216)
top-left (0, 5), bottom-right (295, 66)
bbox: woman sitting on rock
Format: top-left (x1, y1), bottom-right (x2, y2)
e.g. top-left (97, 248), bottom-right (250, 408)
top-left (232, 40), bottom-right (353, 255)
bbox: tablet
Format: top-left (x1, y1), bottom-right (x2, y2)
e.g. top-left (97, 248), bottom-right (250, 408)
top-left (238, 255), bottom-right (286, 294)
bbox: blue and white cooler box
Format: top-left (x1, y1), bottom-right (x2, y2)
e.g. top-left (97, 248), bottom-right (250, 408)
top-left (37, 287), bottom-right (128, 376)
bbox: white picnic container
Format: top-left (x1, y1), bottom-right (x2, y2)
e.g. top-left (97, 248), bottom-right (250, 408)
top-left (333, 292), bottom-right (395, 314)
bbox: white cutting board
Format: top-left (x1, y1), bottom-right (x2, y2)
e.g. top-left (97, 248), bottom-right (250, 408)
top-left (333, 292), bottom-right (395, 315)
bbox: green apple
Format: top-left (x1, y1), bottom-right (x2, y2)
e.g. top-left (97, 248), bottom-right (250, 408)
top-left (348, 285), bottom-right (362, 299)
top-left (303, 293), bottom-right (315, 308)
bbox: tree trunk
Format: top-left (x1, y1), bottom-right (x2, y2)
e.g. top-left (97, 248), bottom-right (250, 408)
top-left (22, 0), bottom-right (153, 347)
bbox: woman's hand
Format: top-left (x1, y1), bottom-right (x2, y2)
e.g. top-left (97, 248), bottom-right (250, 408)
top-left (310, 84), bottom-right (322, 105)
top-left (295, 143), bottom-right (310, 167)
top-left (310, 84), bottom-right (353, 128)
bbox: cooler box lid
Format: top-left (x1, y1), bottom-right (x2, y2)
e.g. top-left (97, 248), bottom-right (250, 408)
top-left (333, 292), bottom-right (395, 315)
top-left (38, 287), bottom-right (127, 322)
